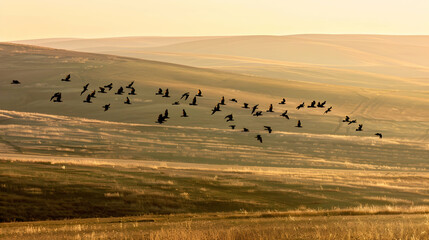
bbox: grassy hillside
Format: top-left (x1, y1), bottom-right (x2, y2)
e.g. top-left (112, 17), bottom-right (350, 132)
top-left (14, 35), bottom-right (429, 90)
top-left (0, 43), bottom-right (428, 223)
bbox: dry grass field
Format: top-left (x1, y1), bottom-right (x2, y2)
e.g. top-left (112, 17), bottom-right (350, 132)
top-left (0, 38), bottom-right (428, 239)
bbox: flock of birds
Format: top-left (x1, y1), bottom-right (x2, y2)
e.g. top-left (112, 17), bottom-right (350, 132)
top-left (10, 75), bottom-right (383, 143)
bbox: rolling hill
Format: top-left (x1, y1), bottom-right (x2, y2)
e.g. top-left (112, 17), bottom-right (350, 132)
top-left (13, 35), bottom-right (429, 91)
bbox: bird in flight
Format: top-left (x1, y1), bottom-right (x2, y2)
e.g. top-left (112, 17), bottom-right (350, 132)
top-left (98, 87), bottom-right (106, 93)
top-left (156, 114), bottom-right (166, 124)
top-left (196, 89), bottom-right (203, 97)
top-left (279, 98), bottom-right (286, 104)
top-left (156, 88), bottom-right (163, 95)
top-left (115, 87), bottom-right (124, 95)
top-left (242, 128), bottom-right (249, 132)
top-left (229, 98), bottom-right (238, 103)
top-left (61, 74), bottom-right (71, 82)
top-left (128, 87), bottom-right (136, 95)
top-left (253, 111), bottom-right (263, 117)
top-left (266, 104), bottom-right (274, 112)
top-left (307, 101), bottom-right (316, 108)
top-left (229, 125), bottom-right (236, 129)
top-left (102, 104), bottom-right (110, 111)
top-left (181, 92), bottom-right (190, 100)
top-left (242, 103), bottom-right (249, 109)
top-left (189, 96), bottom-right (198, 106)
top-left (80, 83), bottom-right (89, 95)
top-left (124, 97), bottom-right (131, 104)
top-left (264, 126), bottom-right (272, 133)
top-left (356, 124), bottom-right (363, 131)
top-left (181, 109), bottom-right (188, 117)
top-left (104, 83), bottom-right (113, 91)
top-left (348, 119), bottom-right (357, 125)
top-left (50, 92), bottom-right (62, 102)
top-left (172, 101), bottom-right (180, 105)
top-left (317, 101), bottom-right (326, 108)
top-left (296, 102), bottom-right (305, 110)
top-left (126, 81), bottom-right (134, 89)
top-left (162, 89), bottom-right (170, 98)
top-left (220, 96), bottom-right (225, 105)
top-left (280, 110), bottom-right (289, 119)
top-left (256, 135), bottom-right (263, 143)
top-left (90, 90), bottom-right (96, 98)
top-left (225, 114), bottom-right (234, 122)
top-left (324, 107), bottom-right (332, 114)
top-left (11, 80), bottom-right (20, 84)
top-left (342, 116), bottom-right (350, 122)
top-left (211, 103), bottom-right (221, 114)
top-left (251, 104), bottom-right (259, 114)
top-left (83, 94), bottom-right (92, 103)
top-left (164, 109), bottom-right (169, 119)
top-left (295, 120), bottom-right (302, 128)
top-left (375, 133), bottom-right (383, 139)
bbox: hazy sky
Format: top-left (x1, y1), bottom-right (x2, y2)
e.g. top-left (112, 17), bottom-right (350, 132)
top-left (1, 0), bottom-right (429, 41)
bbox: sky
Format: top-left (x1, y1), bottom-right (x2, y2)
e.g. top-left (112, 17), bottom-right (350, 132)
top-left (1, 0), bottom-right (429, 41)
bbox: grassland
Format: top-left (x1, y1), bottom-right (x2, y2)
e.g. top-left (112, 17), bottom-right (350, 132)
top-left (0, 41), bottom-right (428, 238)
top-left (2, 211), bottom-right (429, 239)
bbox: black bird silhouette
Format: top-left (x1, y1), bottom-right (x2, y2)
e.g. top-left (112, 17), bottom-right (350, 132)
top-left (90, 90), bottom-right (96, 98)
top-left (307, 101), bottom-right (316, 108)
top-left (50, 92), bottom-right (62, 102)
top-left (181, 109), bottom-right (188, 117)
top-left (280, 110), bottom-right (289, 119)
top-left (279, 98), bottom-right (286, 104)
top-left (220, 96), bottom-right (225, 105)
top-left (256, 135), bottom-right (263, 143)
top-left (295, 120), bottom-right (302, 128)
top-left (172, 101), bottom-right (180, 105)
top-left (251, 104), bottom-right (259, 114)
top-left (242, 128), bottom-right (249, 132)
top-left (162, 89), bottom-right (170, 97)
top-left (98, 87), bottom-right (106, 93)
top-left (181, 92), bottom-right (190, 100)
top-left (225, 114), bottom-right (234, 122)
top-left (156, 88), bottom-right (163, 95)
top-left (264, 126), bottom-right (272, 133)
top-left (115, 87), bottom-right (124, 95)
top-left (128, 87), bottom-right (136, 95)
top-left (296, 102), bottom-right (305, 110)
top-left (348, 119), bottom-right (357, 125)
top-left (253, 111), bottom-right (263, 117)
top-left (266, 104), bottom-right (274, 112)
top-left (189, 96), bottom-right (197, 106)
top-left (229, 98), bottom-right (238, 103)
top-left (104, 83), bottom-right (113, 91)
top-left (342, 116), bottom-right (350, 122)
top-left (242, 103), bottom-right (249, 109)
top-left (356, 124), bottom-right (363, 131)
top-left (102, 104), bottom-right (110, 111)
top-left (196, 89), bottom-right (203, 97)
top-left (11, 80), bottom-right (20, 84)
top-left (211, 103), bottom-right (221, 114)
top-left (126, 81), bottom-right (134, 88)
top-left (156, 114), bottom-right (166, 124)
top-left (61, 74), bottom-right (71, 82)
top-left (229, 125), bottom-right (236, 129)
top-left (324, 107), bottom-right (332, 114)
top-left (317, 101), bottom-right (326, 108)
top-left (164, 109), bottom-right (169, 119)
top-left (124, 97), bottom-right (131, 104)
top-left (83, 94), bottom-right (92, 103)
top-left (375, 133), bottom-right (383, 139)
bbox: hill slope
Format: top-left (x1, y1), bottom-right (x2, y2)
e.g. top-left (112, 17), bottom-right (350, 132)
top-left (0, 43), bottom-right (428, 168)
top-left (13, 35), bottom-right (429, 90)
